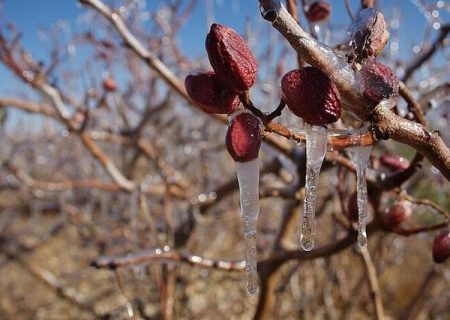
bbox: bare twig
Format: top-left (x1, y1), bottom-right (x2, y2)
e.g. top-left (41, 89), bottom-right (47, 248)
top-left (91, 248), bottom-right (245, 271)
top-left (402, 24), bottom-right (450, 82)
top-left (359, 247), bottom-right (385, 320)
top-left (400, 193), bottom-right (450, 223)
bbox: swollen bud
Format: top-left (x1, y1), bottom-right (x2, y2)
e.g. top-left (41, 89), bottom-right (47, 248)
top-left (359, 60), bottom-right (399, 103)
top-left (206, 23), bottom-right (257, 93)
top-left (103, 77), bottom-right (117, 92)
top-left (382, 201), bottom-right (412, 229)
top-left (306, 1), bottom-right (331, 23)
top-left (347, 8), bottom-right (389, 63)
top-left (185, 72), bottom-right (240, 114)
top-left (432, 230), bottom-right (450, 263)
top-left (379, 154), bottom-right (410, 171)
top-left (281, 67), bottom-right (342, 127)
top-left (226, 113), bottom-right (261, 162)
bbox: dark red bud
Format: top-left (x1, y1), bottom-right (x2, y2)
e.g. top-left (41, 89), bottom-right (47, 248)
top-left (347, 8), bottom-right (389, 62)
top-left (185, 71), bottom-right (240, 114)
top-left (379, 154), bottom-right (410, 171)
top-left (359, 61), bottom-right (399, 103)
top-left (206, 23), bottom-right (257, 93)
top-left (226, 113), bottom-right (261, 162)
top-left (432, 230), bottom-right (450, 263)
top-left (346, 192), bottom-right (359, 223)
top-left (382, 201), bottom-right (412, 229)
top-left (103, 77), bottom-right (117, 92)
top-left (306, 1), bottom-right (331, 23)
top-left (281, 67), bottom-right (342, 127)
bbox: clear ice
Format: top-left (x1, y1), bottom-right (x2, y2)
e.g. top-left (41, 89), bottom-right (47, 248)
top-left (348, 145), bottom-right (372, 247)
top-left (235, 158), bottom-right (260, 295)
top-left (301, 126), bottom-right (328, 251)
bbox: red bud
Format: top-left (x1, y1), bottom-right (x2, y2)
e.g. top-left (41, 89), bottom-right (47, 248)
top-left (347, 8), bottom-right (389, 62)
top-left (103, 77), bottom-right (117, 92)
top-left (432, 230), bottom-right (450, 263)
top-left (281, 67), bottom-right (342, 127)
top-left (379, 154), bottom-right (410, 171)
top-left (306, 1), bottom-right (331, 23)
top-left (185, 71), bottom-right (240, 114)
top-left (206, 23), bottom-right (257, 93)
top-left (359, 60), bottom-right (399, 103)
top-left (382, 201), bottom-right (412, 229)
top-left (226, 113), bottom-right (261, 162)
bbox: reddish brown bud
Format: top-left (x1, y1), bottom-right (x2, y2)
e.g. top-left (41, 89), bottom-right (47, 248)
top-left (346, 192), bottom-right (359, 223)
top-left (379, 154), bottom-right (410, 171)
top-left (359, 61), bottom-right (399, 103)
top-left (103, 77), bottom-right (117, 92)
top-left (347, 8), bottom-right (389, 63)
top-left (432, 230), bottom-right (450, 263)
top-left (206, 23), bottom-right (257, 93)
top-left (306, 1), bottom-right (331, 23)
top-left (382, 201), bottom-right (412, 229)
top-left (281, 67), bottom-right (342, 127)
top-left (185, 72), bottom-right (240, 114)
top-left (226, 113), bottom-right (261, 162)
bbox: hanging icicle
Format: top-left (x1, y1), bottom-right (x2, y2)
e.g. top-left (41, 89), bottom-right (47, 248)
top-left (301, 125), bottom-right (328, 251)
top-left (281, 66), bottom-right (342, 250)
top-left (226, 112), bottom-right (262, 294)
top-left (348, 145), bottom-right (372, 247)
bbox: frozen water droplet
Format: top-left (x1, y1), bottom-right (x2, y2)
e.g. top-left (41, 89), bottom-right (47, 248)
top-left (348, 145), bottom-right (372, 248)
top-left (235, 159), bottom-right (260, 294)
top-left (301, 126), bottom-right (328, 251)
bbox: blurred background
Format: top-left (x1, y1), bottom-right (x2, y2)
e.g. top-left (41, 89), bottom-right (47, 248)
top-left (0, 0), bottom-right (449, 319)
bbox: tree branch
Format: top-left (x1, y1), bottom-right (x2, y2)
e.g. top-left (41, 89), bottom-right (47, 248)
top-left (257, 0), bottom-right (450, 181)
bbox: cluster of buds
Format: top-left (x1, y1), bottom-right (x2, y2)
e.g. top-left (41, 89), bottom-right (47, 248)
top-left (345, 7), bottom-right (398, 106)
top-left (185, 23), bottom-right (261, 159)
top-left (185, 24), bottom-right (257, 115)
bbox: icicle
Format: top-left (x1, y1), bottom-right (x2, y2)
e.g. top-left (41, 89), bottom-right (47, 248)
top-left (312, 22), bottom-right (331, 45)
top-left (301, 126), bottom-right (328, 251)
top-left (235, 158), bottom-right (260, 294)
top-left (348, 145), bottom-right (372, 247)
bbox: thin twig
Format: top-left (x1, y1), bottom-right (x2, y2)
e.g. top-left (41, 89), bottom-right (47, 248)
top-left (91, 248), bottom-right (246, 271)
top-left (402, 24), bottom-right (450, 82)
top-left (359, 247), bottom-right (385, 320)
top-left (401, 193), bottom-right (450, 223)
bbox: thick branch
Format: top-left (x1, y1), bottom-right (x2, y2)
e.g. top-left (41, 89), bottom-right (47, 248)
top-left (371, 107), bottom-right (450, 181)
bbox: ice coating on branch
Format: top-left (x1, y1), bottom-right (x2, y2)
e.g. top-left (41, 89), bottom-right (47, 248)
top-left (348, 145), bottom-right (372, 247)
top-left (301, 126), bottom-right (328, 251)
top-left (236, 159), bottom-right (260, 294)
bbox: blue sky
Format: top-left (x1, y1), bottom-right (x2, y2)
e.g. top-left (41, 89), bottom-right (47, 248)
top-left (0, 0), bottom-right (448, 98)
